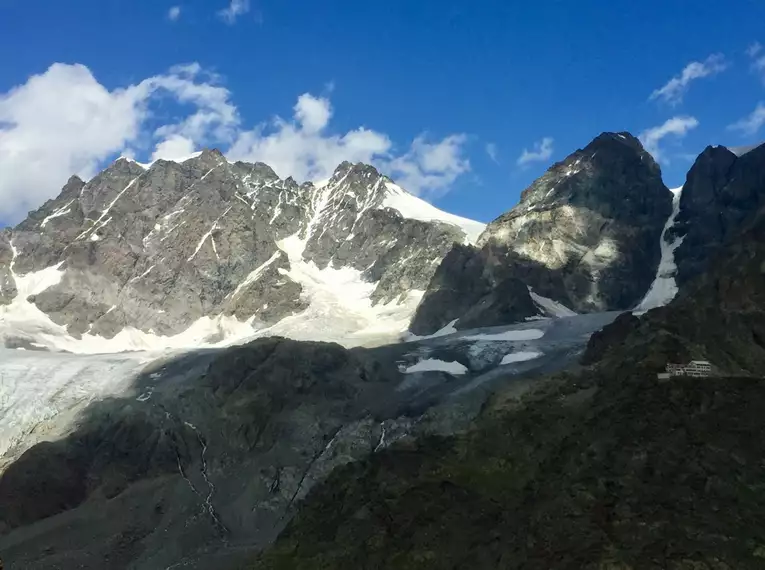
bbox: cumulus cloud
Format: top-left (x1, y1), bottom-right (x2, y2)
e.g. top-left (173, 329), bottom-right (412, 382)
top-left (639, 116), bottom-right (699, 161)
top-left (485, 143), bottom-right (498, 163)
top-left (0, 63), bottom-right (238, 222)
top-left (0, 64), bottom-right (149, 222)
top-left (387, 135), bottom-right (470, 196)
top-left (148, 64), bottom-right (239, 159)
top-left (218, 0), bottom-right (250, 24)
top-left (746, 42), bottom-right (765, 82)
top-left (168, 6), bottom-right (181, 21)
top-left (728, 102), bottom-right (765, 136)
top-left (0, 63), bottom-right (470, 223)
top-left (517, 137), bottom-right (554, 167)
top-left (228, 93), bottom-right (469, 195)
top-left (649, 54), bottom-right (728, 105)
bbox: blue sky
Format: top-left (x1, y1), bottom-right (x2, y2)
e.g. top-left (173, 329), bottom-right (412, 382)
top-left (1, 0), bottom-right (765, 226)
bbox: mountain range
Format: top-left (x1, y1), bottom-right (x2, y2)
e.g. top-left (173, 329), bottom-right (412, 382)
top-left (1, 132), bottom-right (764, 569)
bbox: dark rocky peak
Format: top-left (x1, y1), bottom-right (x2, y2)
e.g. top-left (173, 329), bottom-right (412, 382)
top-left (415, 132), bottom-right (671, 334)
top-left (676, 145), bottom-right (737, 216)
top-left (508, 131), bottom-right (666, 223)
top-left (674, 142), bottom-right (765, 287)
top-left (587, 131), bottom-right (648, 155)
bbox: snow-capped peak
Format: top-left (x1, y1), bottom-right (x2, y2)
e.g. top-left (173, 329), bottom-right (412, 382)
top-left (382, 182), bottom-right (486, 245)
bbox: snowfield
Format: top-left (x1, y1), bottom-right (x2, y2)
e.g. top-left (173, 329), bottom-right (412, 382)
top-left (0, 231), bottom-right (423, 354)
top-left (382, 182), bottom-right (486, 244)
top-left (637, 186), bottom-right (684, 311)
top-left (0, 348), bottom-right (152, 469)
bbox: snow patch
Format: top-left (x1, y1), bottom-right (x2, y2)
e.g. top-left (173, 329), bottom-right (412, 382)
top-left (76, 175), bottom-right (142, 241)
top-left (528, 287), bottom-right (577, 318)
top-left (404, 319), bottom-right (459, 342)
top-left (187, 206), bottom-right (232, 262)
top-left (229, 251), bottom-right (282, 299)
top-left (269, 233), bottom-right (424, 347)
top-left (40, 200), bottom-right (74, 228)
top-left (382, 182), bottom-right (485, 244)
top-left (402, 358), bottom-right (468, 375)
top-left (500, 351), bottom-right (542, 365)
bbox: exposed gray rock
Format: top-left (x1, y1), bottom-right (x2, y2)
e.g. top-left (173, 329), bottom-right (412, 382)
top-left (0, 230), bottom-right (16, 305)
top-left (301, 162), bottom-right (469, 303)
top-left (411, 132), bottom-right (672, 334)
top-left (409, 244), bottom-right (540, 335)
top-left (3, 154), bottom-right (474, 342)
top-left (0, 313), bottom-right (614, 569)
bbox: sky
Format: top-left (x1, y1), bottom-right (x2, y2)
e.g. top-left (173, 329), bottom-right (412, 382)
top-left (1, 0), bottom-right (765, 227)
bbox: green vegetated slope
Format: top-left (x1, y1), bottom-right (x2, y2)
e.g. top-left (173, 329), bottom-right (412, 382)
top-left (250, 208), bottom-right (765, 569)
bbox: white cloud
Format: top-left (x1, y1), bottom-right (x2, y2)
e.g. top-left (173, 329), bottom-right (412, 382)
top-left (747, 42), bottom-right (762, 58)
top-left (387, 135), bottom-right (470, 196)
top-left (638, 116), bottom-right (699, 161)
top-left (517, 137), bottom-right (554, 167)
top-left (168, 6), bottom-right (181, 21)
top-left (148, 64), bottom-right (239, 158)
top-left (649, 54), bottom-right (728, 105)
top-left (485, 142), bottom-right (498, 163)
top-left (229, 93), bottom-right (470, 195)
top-left (0, 63), bottom-right (238, 222)
top-left (218, 0), bottom-right (250, 24)
top-left (0, 64), bottom-right (470, 223)
top-left (0, 64), bottom-right (148, 222)
top-left (727, 102), bottom-right (765, 136)
top-left (151, 134), bottom-right (197, 162)
top-left (753, 56), bottom-right (765, 82)
top-left (293, 93), bottom-right (331, 134)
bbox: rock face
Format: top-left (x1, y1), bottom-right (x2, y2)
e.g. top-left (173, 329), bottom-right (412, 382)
top-left (0, 153), bottom-right (483, 348)
top-left (0, 230), bottom-right (16, 305)
top-left (673, 143), bottom-right (765, 288)
top-left (250, 201), bottom-right (765, 570)
top-left (582, 197), bottom-right (765, 376)
top-left (0, 338), bottom-right (401, 568)
top-left (411, 132), bottom-right (672, 335)
top-left (0, 311), bottom-right (616, 569)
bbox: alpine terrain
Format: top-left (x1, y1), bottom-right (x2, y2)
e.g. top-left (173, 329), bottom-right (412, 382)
top-left (1, 133), bottom-right (764, 570)
top-left (0, 151), bottom-right (484, 352)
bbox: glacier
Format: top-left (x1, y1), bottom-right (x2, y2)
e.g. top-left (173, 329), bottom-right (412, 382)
top-left (637, 186), bottom-right (685, 311)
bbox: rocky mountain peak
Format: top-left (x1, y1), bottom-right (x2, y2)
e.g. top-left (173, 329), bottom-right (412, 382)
top-left (327, 161), bottom-right (385, 189)
top-left (412, 132), bottom-right (672, 335)
top-left (511, 131), bottom-right (661, 215)
top-left (672, 141), bottom-right (765, 288)
top-left (587, 130), bottom-right (646, 153)
top-left (65, 174), bottom-right (86, 187)
top-left (0, 151), bottom-right (483, 350)
top-left (196, 147), bottom-right (226, 165)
